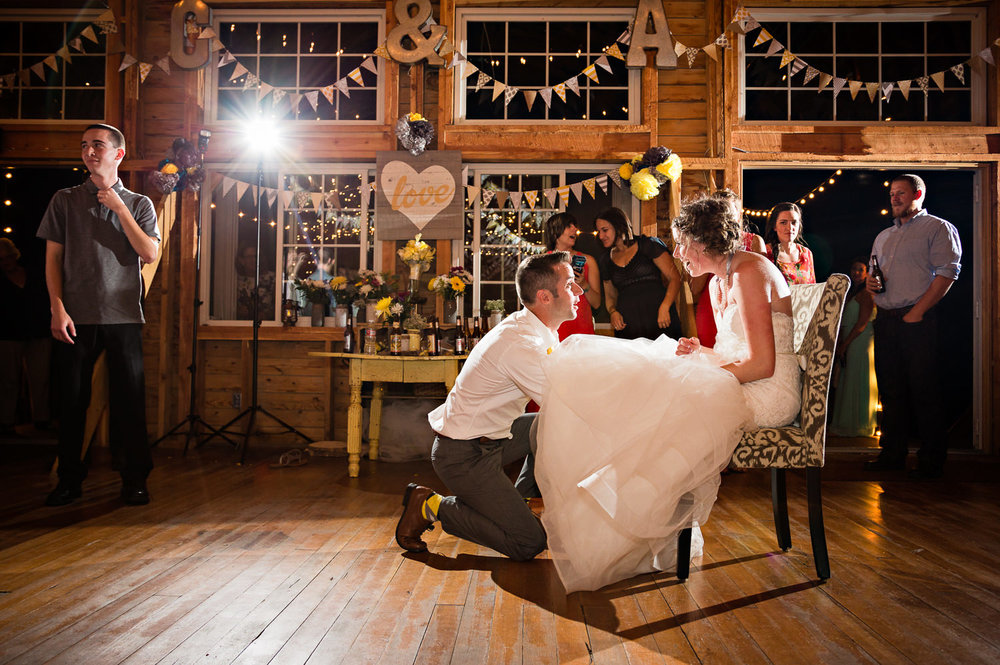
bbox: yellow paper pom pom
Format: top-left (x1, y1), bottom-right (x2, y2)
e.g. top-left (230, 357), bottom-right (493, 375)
top-left (407, 112), bottom-right (424, 122)
top-left (618, 162), bottom-right (634, 180)
top-left (630, 170), bottom-right (661, 201)
top-left (656, 153), bottom-right (683, 182)
top-left (161, 163), bottom-right (180, 174)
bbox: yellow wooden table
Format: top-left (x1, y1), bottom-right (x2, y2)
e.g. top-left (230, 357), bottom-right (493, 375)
top-left (307, 352), bottom-right (467, 477)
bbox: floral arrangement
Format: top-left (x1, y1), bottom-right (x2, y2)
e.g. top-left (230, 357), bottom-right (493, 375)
top-left (397, 233), bottom-right (436, 279)
top-left (353, 269), bottom-right (393, 303)
top-left (328, 275), bottom-right (355, 306)
top-left (484, 299), bottom-right (505, 313)
top-left (429, 266), bottom-right (474, 301)
top-left (374, 291), bottom-right (415, 323)
top-left (395, 112), bottom-right (435, 156)
top-left (617, 146), bottom-right (683, 201)
top-left (149, 137), bottom-right (206, 194)
top-left (293, 278), bottom-right (331, 305)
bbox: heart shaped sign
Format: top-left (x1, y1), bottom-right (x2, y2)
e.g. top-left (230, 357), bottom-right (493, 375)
top-left (380, 161), bottom-right (456, 230)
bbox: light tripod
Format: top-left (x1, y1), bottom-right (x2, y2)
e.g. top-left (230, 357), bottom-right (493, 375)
top-left (199, 146), bottom-right (312, 463)
top-left (153, 129), bottom-right (236, 453)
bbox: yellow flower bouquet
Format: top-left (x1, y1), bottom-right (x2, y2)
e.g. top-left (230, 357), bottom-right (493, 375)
top-left (617, 146), bottom-right (683, 201)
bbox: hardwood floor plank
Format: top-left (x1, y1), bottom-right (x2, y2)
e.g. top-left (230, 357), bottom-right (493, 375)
top-left (413, 604), bottom-right (463, 665)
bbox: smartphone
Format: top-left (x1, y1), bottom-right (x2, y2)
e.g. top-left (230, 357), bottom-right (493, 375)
top-left (571, 254), bottom-right (586, 276)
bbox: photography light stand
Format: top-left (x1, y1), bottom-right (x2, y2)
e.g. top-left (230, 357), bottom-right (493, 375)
top-left (200, 133), bottom-right (312, 463)
top-left (153, 129), bottom-right (238, 454)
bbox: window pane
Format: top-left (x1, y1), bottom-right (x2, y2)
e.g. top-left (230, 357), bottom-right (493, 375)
top-left (790, 90), bottom-right (833, 121)
top-left (259, 57), bottom-right (297, 86)
top-left (224, 22), bottom-right (258, 54)
top-left (591, 89), bottom-right (628, 121)
top-left (790, 23), bottom-right (832, 53)
top-left (836, 90), bottom-right (878, 121)
top-left (510, 22), bottom-right (546, 53)
top-left (260, 23), bottom-right (297, 54)
top-left (835, 56), bottom-right (878, 81)
top-left (467, 22), bottom-right (505, 53)
top-left (508, 54), bottom-right (547, 86)
top-left (883, 56), bottom-right (923, 83)
top-left (550, 21), bottom-right (588, 53)
top-left (745, 55), bottom-right (785, 87)
top-left (300, 56), bottom-right (339, 87)
top-left (21, 90), bottom-right (62, 119)
top-left (341, 23), bottom-right (378, 53)
top-left (64, 89), bottom-right (103, 120)
top-left (302, 24), bottom-right (337, 53)
top-left (340, 90), bottom-right (377, 120)
top-left (65, 55), bottom-right (105, 87)
top-left (927, 21), bottom-right (970, 53)
top-left (928, 89), bottom-right (970, 121)
top-left (882, 23), bottom-right (922, 53)
top-left (23, 22), bottom-right (63, 53)
top-left (836, 22), bottom-right (878, 53)
top-left (884, 90), bottom-right (924, 121)
top-left (745, 89), bottom-right (787, 120)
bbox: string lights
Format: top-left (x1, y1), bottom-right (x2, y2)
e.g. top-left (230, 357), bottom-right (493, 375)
top-left (743, 169), bottom-right (844, 219)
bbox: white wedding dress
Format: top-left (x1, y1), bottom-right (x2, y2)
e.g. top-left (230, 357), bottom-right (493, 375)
top-left (535, 304), bottom-right (800, 593)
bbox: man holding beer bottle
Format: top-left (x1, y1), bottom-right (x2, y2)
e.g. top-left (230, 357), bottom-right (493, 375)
top-left (864, 174), bottom-right (962, 479)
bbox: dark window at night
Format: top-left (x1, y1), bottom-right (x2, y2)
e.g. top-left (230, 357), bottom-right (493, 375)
top-left (0, 17), bottom-right (107, 121)
top-left (744, 14), bottom-right (980, 123)
top-left (461, 13), bottom-right (634, 122)
top-left (215, 13), bottom-right (381, 123)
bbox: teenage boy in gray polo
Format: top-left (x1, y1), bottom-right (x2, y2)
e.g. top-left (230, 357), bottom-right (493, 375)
top-left (38, 123), bottom-right (160, 506)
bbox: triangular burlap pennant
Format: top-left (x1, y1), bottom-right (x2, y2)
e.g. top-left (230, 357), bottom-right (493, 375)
top-left (605, 44), bottom-right (625, 61)
top-left (733, 5), bottom-right (751, 22)
top-left (832, 77), bottom-right (846, 97)
top-left (715, 34), bottom-right (730, 49)
top-left (267, 189), bottom-right (278, 208)
top-left (229, 63), bottom-right (248, 81)
top-left (361, 57), bottom-right (378, 74)
top-left (82, 25), bottom-right (98, 43)
top-left (503, 85), bottom-right (518, 106)
top-left (18, 69), bottom-right (31, 85)
top-left (608, 170), bottom-right (622, 188)
top-left (288, 92), bottom-right (301, 110)
top-left (702, 43), bottom-right (718, 62)
top-left (219, 51), bottom-right (236, 66)
top-left (211, 39), bottom-right (224, 52)
top-left (279, 189), bottom-right (293, 207)
top-left (235, 181), bottom-right (250, 203)
top-left (118, 54), bottom-right (137, 72)
top-left (481, 189), bottom-right (495, 207)
top-left (540, 87), bottom-right (553, 107)
top-left (950, 63), bottom-right (965, 84)
top-left (930, 71), bottom-right (945, 92)
top-left (491, 80), bottom-right (506, 101)
top-left (583, 178), bottom-right (597, 199)
top-left (335, 79), bottom-right (351, 98)
top-left (69, 37), bottom-right (83, 52)
top-left (310, 192), bottom-right (323, 210)
top-left (916, 75), bottom-right (929, 93)
top-left (466, 186), bottom-right (480, 203)
top-left (848, 80), bottom-right (862, 99)
top-left (565, 77), bottom-right (579, 96)
top-left (570, 182), bottom-right (584, 203)
top-left (272, 88), bottom-right (286, 103)
top-left (754, 29), bottom-right (772, 48)
top-left (979, 46), bottom-right (995, 66)
top-left (544, 188), bottom-right (559, 207)
top-left (745, 17), bottom-right (761, 31)
top-left (305, 90), bottom-right (320, 110)
top-left (242, 73), bottom-right (258, 90)
top-left (44, 55), bottom-right (59, 72)
top-left (557, 185), bottom-right (570, 207)
top-left (582, 64), bottom-right (599, 82)
top-left (673, 41), bottom-right (686, 57)
top-left (617, 27), bottom-right (631, 46)
top-left (138, 62), bottom-right (153, 83)
top-left (766, 39), bottom-right (783, 57)
top-left (325, 190), bottom-right (341, 210)
top-left (347, 67), bottom-right (364, 85)
top-left (156, 56), bottom-right (171, 73)
top-left (818, 73), bottom-right (833, 91)
top-left (865, 81), bottom-right (878, 102)
top-left (523, 89), bottom-right (537, 110)
top-left (523, 190), bottom-right (538, 209)
top-left (449, 51), bottom-right (466, 68)
top-left (553, 83), bottom-right (567, 102)
top-left (198, 27), bottom-right (217, 40)
top-left (475, 71), bottom-right (489, 91)
top-left (596, 174), bottom-right (609, 194)
top-left (803, 66), bottom-right (819, 85)
top-left (438, 37), bottom-right (454, 59)
top-left (685, 47), bottom-right (699, 67)
top-left (897, 79), bottom-right (911, 100)
top-left (374, 42), bottom-right (390, 59)
top-left (596, 55), bottom-right (613, 72)
top-left (779, 50), bottom-right (795, 69)
top-left (509, 191), bottom-right (522, 210)
top-left (320, 85), bottom-right (335, 104)
top-left (257, 81), bottom-right (273, 100)
top-left (881, 82), bottom-right (894, 102)
top-left (56, 46), bottom-right (71, 64)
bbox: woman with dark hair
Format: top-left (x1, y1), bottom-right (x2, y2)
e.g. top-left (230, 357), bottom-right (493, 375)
top-left (535, 195), bottom-right (801, 593)
top-left (763, 202), bottom-right (815, 284)
top-left (542, 212), bottom-right (600, 338)
top-left (595, 206), bottom-right (682, 340)
top-left (830, 257), bottom-right (878, 437)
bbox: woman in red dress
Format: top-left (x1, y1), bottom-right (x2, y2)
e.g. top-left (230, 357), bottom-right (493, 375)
top-left (543, 212), bottom-right (600, 339)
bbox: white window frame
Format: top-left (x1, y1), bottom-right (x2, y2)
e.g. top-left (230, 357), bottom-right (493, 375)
top-left (739, 7), bottom-right (986, 125)
top-left (202, 161), bottom-right (377, 326)
top-left (0, 9), bottom-right (107, 123)
top-left (204, 8), bottom-right (385, 126)
top-left (452, 7), bottom-right (641, 125)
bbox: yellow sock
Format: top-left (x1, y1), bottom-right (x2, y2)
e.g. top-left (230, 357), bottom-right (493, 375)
top-left (422, 493), bottom-right (441, 522)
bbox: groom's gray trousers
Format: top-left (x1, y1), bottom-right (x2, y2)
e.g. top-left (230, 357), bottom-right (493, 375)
top-left (431, 413), bottom-right (546, 561)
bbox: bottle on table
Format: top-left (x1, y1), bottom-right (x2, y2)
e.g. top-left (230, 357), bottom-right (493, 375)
top-left (427, 317), bottom-right (440, 356)
top-left (870, 255), bottom-right (887, 294)
top-left (471, 315), bottom-right (482, 348)
top-left (390, 320), bottom-right (403, 356)
top-left (343, 306), bottom-right (356, 353)
top-left (454, 315), bottom-right (467, 355)
top-left (363, 325), bottom-right (378, 355)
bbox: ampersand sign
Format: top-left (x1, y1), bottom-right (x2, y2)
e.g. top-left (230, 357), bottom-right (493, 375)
top-left (386, 0), bottom-right (446, 65)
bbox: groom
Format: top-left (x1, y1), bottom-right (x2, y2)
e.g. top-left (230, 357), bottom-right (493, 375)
top-left (395, 252), bottom-right (582, 560)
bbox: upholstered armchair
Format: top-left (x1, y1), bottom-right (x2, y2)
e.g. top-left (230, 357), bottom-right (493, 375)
top-left (677, 273), bottom-right (850, 582)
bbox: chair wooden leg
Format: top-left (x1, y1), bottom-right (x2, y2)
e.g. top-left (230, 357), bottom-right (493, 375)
top-left (676, 527), bottom-right (692, 581)
top-left (807, 466), bottom-right (831, 580)
top-left (771, 468), bottom-right (792, 551)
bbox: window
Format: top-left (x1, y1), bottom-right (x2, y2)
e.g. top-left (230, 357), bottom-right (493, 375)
top-left (742, 8), bottom-right (985, 123)
top-left (454, 8), bottom-right (638, 123)
top-left (0, 12), bottom-right (107, 121)
top-left (209, 10), bottom-right (383, 123)
top-left (206, 165), bottom-right (375, 323)
top-left (463, 166), bottom-right (632, 316)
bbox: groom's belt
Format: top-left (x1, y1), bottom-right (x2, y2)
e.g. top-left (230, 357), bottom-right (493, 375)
top-left (433, 430), bottom-right (495, 444)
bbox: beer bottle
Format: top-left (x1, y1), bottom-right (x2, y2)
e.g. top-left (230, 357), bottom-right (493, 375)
top-left (454, 315), bottom-right (467, 355)
top-left (871, 255), bottom-right (887, 294)
top-left (471, 315), bottom-right (482, 348)
top-left (343, 305), bottom-right (356, 353)
top-left (427, 317), bottom-right (440, 356)
top-left (390, 320), bottom-right (403, 356)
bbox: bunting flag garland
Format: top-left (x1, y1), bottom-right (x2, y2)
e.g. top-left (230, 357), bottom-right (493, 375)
top-left (523, 89), bottom-right (537, 111)
top-left (596, 55), bottom-right (613, 72)
top-left (916, 75), bottom-right (930, 93)
top-left (865, 81), bottom-right (878, 102)
top-left (803, 66), bottom-right (819, 85)
top-left (684, 47), bottom-right (699, 67)
top-left (607, 169), bottom-right (623, 189)
top-left (565, 77), bottom-right (580, 96)
top-left (881, 82), bottom-right (894, 102)
top-left (818, 73), bottom-right (833, 91)
top-left (475, 71), bottom-right (489, 91)
top-left (539, 87), bottom-right (553, 108)
top-left (779, 50), bottom-right (796, 69)
top-left (950, 63), bottom-right (965, 84)
top-left (583, 178), bottom-right (596, 199)
top-left (596, 174), bottom-right (609, 194)
top-left (930, 71), bottom-right (946, 92)
top-left (832, 77), bottom-right (846, 98)
top-left (980, 47), bottom-right (995, 66)
top-left (848, 80), bottom-right (862, 100)
top-left (491, 80), bottom-right (505, 101)
top-left (582, 64), bottom-right (599, 82)
top-left (544, 188), bottom-right (559, 207)
top-left (766, 39), bottom-right (784, 57)
top-left (138, 62), bottom-right (153, 83)
top-left (482, 189), bottom-right (495, 207)
top-left (569, 182), bottom-right (584, 203)
top-left (897, 79), bottom-right (911, 100)
top-left (605, 44), bottom-right (625, 60)
top-left (523, 190), bottom-right (538, 209)
top-left (552, 83), bottom-right (567, 102)
top-left (754, 29), bottom-right (772, 48)
top-left (503, 85), bottom-right (519, 106)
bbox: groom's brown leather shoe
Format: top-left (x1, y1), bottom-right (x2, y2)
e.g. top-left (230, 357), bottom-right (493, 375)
top-left (395, 483), bottom-right (435, 553)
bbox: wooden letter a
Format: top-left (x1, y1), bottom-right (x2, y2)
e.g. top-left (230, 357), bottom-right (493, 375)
top-left (626, 0), bottom-right (677, 69)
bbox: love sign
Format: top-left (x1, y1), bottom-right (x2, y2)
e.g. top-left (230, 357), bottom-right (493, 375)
top-left (376, 150), bottom-right (463, 240)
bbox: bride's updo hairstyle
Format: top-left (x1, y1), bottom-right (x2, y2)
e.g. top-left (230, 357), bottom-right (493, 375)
top-left (671, 195), bottom-right (742, 256)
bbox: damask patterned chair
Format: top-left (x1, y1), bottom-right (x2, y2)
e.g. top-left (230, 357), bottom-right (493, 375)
top-left (677, 273), bottom-right (850, 582)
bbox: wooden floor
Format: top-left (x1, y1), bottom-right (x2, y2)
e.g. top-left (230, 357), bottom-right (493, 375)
top-left (2, 439), bottom-right (1000, 665)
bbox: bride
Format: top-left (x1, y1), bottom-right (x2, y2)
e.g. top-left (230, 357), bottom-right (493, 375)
top-left (535, 195), bottom-right (801, 593)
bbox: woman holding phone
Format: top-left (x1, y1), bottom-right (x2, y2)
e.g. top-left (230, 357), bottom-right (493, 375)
top-left (542, 212), bottom-right (600, 338)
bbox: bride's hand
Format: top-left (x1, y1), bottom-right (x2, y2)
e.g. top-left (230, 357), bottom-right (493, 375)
top-left (676, 337), bottom-right (700, 355)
